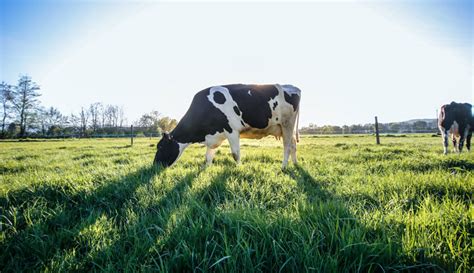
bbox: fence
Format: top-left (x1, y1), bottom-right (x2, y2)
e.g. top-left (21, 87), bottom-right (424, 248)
top-left (2, 125), bottom-right (163, 139)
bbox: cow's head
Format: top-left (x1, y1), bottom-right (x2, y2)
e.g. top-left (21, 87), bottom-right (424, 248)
top-left (153, 132), bottom-right (180, 167)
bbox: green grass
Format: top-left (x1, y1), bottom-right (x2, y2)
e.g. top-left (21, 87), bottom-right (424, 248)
top-left (0, 135), bottom-right (472, 272)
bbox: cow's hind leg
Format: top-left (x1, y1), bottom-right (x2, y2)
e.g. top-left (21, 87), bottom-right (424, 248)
top-left (458, 125), bottom-right (468, 153)
top-left (290, 136), bottom-right (297, 164)
top-left (227, 133), bottom-right (241, 164)
top-left (281, 122), bottom-right (295, 169)
top-left (206, 147), bottom-right (216, 167)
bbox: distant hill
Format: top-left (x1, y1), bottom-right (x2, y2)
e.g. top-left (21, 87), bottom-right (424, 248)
top-left (399, 118), bottom-right (437, 125)
top-left (301, 118), bottom-right (439, 134)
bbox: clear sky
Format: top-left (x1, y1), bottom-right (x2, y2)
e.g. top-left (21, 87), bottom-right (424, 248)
top-left (1, 0), bottom-right (472, 126)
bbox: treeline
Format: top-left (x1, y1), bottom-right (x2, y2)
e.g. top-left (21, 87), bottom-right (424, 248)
top-left (300, 120), bottom-right (438, 135)
top-left (1, 75), bottom-right (177, 138)
top-left (2, 75), bottom-right (439, 139)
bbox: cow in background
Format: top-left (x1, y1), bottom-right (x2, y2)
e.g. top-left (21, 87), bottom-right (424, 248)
top-left (438, 102), bottom-right (473, 154)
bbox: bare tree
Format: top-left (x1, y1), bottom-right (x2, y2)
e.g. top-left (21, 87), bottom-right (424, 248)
top-left (33, 107), bottom-right (61, 136)
top-left (79, 107), bottom-right (89, 136)
top-left (69, 113), bottom-right (80, 131)
top-left (0, 81), bottom-right (13, 135)
top-left (103, 104), bottom-right (112, 127)
top-left (110, 105), bottom-right (119, 128)
top-left (118, 106), bottom-right (125, 127)
top-left (37, 107), bottom-right (48, 135)
top-left (88, 102), bottom-right (101, 132)
top-left (43, 107), bottom-right (63, 135)
top-left (11, 75), bottom-right (41, 137)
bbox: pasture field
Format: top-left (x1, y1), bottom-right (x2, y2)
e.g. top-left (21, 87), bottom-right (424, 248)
top-left (0, 135), bottom-right (472, 272)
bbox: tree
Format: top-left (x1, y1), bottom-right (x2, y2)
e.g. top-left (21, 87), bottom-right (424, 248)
top-left (137, 111), bottom-right (161, 128)
top-left (118, 106), bottom-right (125, 127)
top-left (413, 120), bottom-right (427, 131)
top-left (7, 122), bottom-right (19, 137)
top-left (103, 104), bottom-right (119, 128)
top-left (389, 122), bottom-right (400, 133)
top-left (88, 102), bottom-right (101, 132)
top-left (79, 107), bottom-right (89, 137)
top-left (157, 116), bottom-right (177, 132)
top-left (0, 81), bottom-right (13, 136)
top-left (110, 105), bottom-right (119, 128)
top-left (342, 125), bottom-right (350, 134)
top-left (69, 113), bottom-right (80, 129)
top-left (39, 107), bottom-right (63, 135)
top-left (11, 75), bottom-right (41, 137)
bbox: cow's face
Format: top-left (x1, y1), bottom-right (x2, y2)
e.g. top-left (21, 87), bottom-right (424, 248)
top-left (154, 133), bottom-right (180, 167)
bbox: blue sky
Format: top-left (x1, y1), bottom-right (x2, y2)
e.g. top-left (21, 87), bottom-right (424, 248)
top-left (1, 0), bottom-right (472, 126)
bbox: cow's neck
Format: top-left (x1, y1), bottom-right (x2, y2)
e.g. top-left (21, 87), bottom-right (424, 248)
top-left (170, 127), bottom-right (191, 158)
top-left (170, 125), bottom-right (188, 144)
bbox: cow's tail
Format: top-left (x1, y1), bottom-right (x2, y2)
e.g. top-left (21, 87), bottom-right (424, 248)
top-left (295, 105), bottom-right (300, 143)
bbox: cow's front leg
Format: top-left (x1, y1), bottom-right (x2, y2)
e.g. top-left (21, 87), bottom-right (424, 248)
top-left (458, 125), bottom-right (467, 153)
top-left (205, 147), bottom-right (216, 167)
top-left (441, 129), bottom-right (449, 154)
top-left (227, 133), bottom-right (241, 164)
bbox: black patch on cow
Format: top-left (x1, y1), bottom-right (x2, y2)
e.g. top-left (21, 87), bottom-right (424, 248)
top-left (213, 91), bottom-right (226, 104)
top-left (171, 88), bottom-right (232, 144)
top-left (154, 136), bottom-right (180, 167)
top-left (233, 106), bottom-right (241, 116)
top-left (240, 120), bottom-right (245, 126)
top-left (272, 101), bottom-right (278, 110)
top-left (276, 117), bottom-right (278, 121)
top-left (226, 84), bottom-right (279, 129)
top-left (284, 92), bottom-right (300, 112)
top-left (439, 102), bottom-right (473, 132)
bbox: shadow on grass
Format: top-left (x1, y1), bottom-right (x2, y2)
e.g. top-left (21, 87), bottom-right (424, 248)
top-left (0, 165), bottom-right (28, 174)
top-left (282, 165), bottom-right (450, 272)
top-left (0, 164), bottom-right (168, 271)
top-left (85, 165), bottom-right (437, 272)
top-left (1, 162), bottom-right (463, 272)
top-left (401, 158), bottom-right (474, 173)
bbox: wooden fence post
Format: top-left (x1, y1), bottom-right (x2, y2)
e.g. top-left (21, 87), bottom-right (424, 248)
top-left (375, 116), bottom-right (380, 145)
top-left (131, 125), bottom-right (134, 146)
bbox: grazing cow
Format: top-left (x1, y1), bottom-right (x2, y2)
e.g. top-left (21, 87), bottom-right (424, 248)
top-left (154, 84), bottom-right (301, 168)
top-left (438, 102), bottom-right (473, 154)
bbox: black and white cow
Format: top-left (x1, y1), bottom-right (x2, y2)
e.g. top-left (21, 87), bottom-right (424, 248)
top-left (154, 84), bottom-right (301, 168)
top-left (438, 102), bottom-right (473, 154)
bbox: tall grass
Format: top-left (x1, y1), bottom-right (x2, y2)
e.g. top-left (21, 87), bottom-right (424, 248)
top-left (0, 135), bottom-right (472, 272)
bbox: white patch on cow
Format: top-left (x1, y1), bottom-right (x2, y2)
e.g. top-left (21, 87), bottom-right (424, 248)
top-left (280, 84), bottom-right (301, 96)
top-left (169, 142), bottom-right (190, 167)
top-left (201, 131), bottom-right (226, 166)
top-left (204, 131), bottom-right (226, 149)
top-left (208, 86), bottom-right (246, 132)
top-left (178, 143), bottom-right (189, 156)
top-left (248, 90), bottom-right (252, 96)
